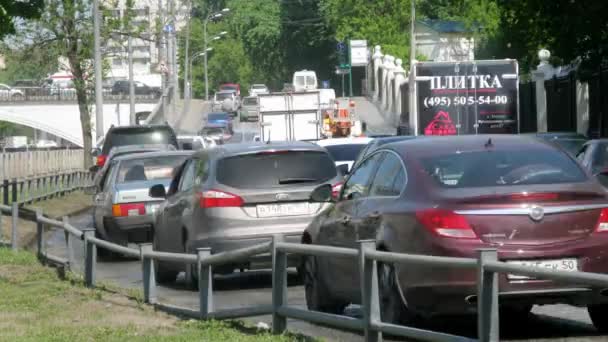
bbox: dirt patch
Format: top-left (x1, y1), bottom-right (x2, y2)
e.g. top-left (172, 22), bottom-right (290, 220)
top-left (0, 191), bottom-right (92, 248)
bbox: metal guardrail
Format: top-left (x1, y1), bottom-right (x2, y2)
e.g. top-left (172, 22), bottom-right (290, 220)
top-left (4, 202), bottom-right (608, 341)
top-left (0, 87), bottom-right (159, 103)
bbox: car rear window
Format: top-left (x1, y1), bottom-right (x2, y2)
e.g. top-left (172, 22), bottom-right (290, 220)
top-left (103, 127), bottom-right (176, 154)
top-left (216, 151), bottom-right (337, 189)
top-left (243, 97), bottom-right (258, 105)
top-left (324, 144), bottom-right (368, 162)
top-left (201, 127), bottom-right (225, 135)
top-left (420, 149), bottom-right (586, 188)
top-left (116, 155), bottom-right (188, 184)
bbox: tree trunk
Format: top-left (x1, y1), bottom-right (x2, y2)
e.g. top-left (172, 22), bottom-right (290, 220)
top-left (67, 54), bottom-right (93, 169)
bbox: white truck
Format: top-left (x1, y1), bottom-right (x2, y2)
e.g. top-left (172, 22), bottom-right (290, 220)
top-left (258, 91), bottom-right (322, 142)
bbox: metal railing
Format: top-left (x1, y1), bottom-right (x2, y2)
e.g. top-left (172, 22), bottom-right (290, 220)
top-left (0, 87), bottom-right (159, 103)
top-left (6, 206), bottom-right (608, 342)
top-left (1, 150), bottom-right (85, 180)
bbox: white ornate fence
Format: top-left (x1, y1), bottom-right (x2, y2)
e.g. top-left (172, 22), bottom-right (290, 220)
top-left (1, 150), bottom-right (84, 180)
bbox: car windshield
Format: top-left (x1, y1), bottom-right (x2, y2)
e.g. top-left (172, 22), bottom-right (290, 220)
top-left (103, 127), bottom-right (175, 154)
top-left (324, 144), bottom-right (368, 162)
top-left (243, 97), bottom-right (258, 105)
top-left (420, 149), bottom-right (586, 188)
top-left (217, 151), bottom-right (336, 189)
top-left (116, 155), bottom-right (188, 184)
top-left (295, 76), bottom-right (305, 86)
top-left (215, 92), bottom-right (232, 101)
top-left (208, 113), bottom-right (229, 121)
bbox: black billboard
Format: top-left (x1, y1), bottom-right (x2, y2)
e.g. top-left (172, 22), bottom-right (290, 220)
top-left (415, 61), bottom-right (519, 135)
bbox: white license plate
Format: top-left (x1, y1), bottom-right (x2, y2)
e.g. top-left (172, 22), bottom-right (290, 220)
top-left (257, 203), bottom-right (310, 218)
top-left (506, 258), bottom-right (578, 280)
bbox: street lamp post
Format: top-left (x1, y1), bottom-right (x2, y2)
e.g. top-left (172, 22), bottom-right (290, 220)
top-left (203, 8), bottom-right (230, 101)
top-left (189, 48), bottom-right (212, 99)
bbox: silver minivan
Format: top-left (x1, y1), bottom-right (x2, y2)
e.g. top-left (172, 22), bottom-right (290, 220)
top-left (239, 96), bottom-right (259, 122)
top-left (149, 141), bottom-right (344, 283)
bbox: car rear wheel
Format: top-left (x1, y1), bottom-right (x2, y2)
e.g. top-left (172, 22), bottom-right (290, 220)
top-left (588, 304), bottom-right (608, 332)
top-left (378, 262), bottom-right (412, 324)
top-left (155, 261), bottom-right (179, 284)
top-left (302, 255), bottom-right (347, 314)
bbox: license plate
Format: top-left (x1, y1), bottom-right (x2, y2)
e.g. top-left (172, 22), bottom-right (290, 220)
top-left (257, 203), bottom-right (310, 218)
top-left (506, 258), bottom-right (578, 280)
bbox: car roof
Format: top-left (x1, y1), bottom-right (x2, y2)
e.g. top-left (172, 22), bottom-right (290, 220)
top-left (108, 144), bottom-right (175, 154)
top-left (207, 112), bottom-right (229, 116)
top-left (195, 141), bottom-right (326, 159)
top-left (109, 124), bottom-right (172, 131)
top-left (315, 137), bottom-right (373, 146)
top-left (113, 150), bottom-right (193, 162)
top-left (216, 89), bottom-right (236, 94)
top-left (371, 135), bottom-right (418, 145)
top-left (382, 134), bottom-right (556, 157)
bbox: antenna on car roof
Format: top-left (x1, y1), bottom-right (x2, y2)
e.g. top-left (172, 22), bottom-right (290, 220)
top-left (484, 138), bottom-right (493, 148)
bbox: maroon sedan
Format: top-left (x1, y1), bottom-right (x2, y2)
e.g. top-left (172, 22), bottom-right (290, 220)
top-left (301, 134), bottom-right (608, 331)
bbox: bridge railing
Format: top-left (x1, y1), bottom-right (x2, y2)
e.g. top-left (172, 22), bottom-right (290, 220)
top-left (1, 149), bottom-right (84, 180)
top-left (0, 87), bottom-right (160, 103)
top-left (6, 201), bottom-right (608, 341)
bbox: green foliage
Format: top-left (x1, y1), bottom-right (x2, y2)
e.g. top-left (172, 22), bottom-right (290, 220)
top-left (0, 46), bottom-right (56, 85)
top-left (0, 0), bottom-right (44, 38)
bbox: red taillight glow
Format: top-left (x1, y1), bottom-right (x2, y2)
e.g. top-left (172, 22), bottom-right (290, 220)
top-left (112, 203), bottom-right (145, 217)
top-left (415, 209), bottom-right (477, 239)
top-left (595, 208), bottom-right (608, 233)
top-left (96, 154), bottom-right (107, 167)
top-left (197, 190), bottom-right (244, 208)
top-left (332, 182), bottom-right (344, 198)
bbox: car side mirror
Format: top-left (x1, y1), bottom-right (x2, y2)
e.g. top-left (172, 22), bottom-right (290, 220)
top-left (91, 148), bottom-right (100, 157)
top-left (149, 184), bottom-right (167, 199)
top-left (337, 164), bottom-right (349, 176)
top-left (89, 165), bottom-right (100, 173)
top-left (310, 184), bottom-right (334, 202)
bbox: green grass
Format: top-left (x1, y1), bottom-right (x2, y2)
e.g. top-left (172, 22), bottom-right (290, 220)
top-left (0, 248), bottom-right (316, 342)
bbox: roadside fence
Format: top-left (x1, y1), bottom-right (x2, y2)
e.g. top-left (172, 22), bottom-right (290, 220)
top-left (6, 203), bottom-right (608, 342)
top-left (1, 149), bottom-right (84, 180)
top-left (0, 87), bottom-right (159, 103)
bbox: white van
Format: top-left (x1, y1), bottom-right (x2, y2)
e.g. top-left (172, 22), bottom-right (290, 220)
top-left (292, 70), bottom-right (317, 92)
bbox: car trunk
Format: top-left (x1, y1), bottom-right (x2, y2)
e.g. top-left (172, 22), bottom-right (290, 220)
top-left (441, 185), bottom-right (606, 246)
top-left (214, 150), bottom-right (338, 219)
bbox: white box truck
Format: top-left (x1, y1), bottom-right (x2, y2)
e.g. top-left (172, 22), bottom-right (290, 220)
top-left (258, 91), bottom-right (321, 142)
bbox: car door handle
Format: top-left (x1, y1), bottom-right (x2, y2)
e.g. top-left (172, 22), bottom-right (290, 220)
top-left (341, 215), bottom-right (351, 224)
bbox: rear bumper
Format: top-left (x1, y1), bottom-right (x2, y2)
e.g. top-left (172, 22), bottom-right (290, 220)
top-left (103, 215), bottom-right (154, 245)
top-left (396, 234), bottom-right (608, 315)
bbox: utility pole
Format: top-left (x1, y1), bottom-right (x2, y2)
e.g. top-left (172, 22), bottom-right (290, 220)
top-left (128, 36), bottom-right (136, 124)
top-left (169, 0), bottom-right (177, 118)
top-left (93, 0), bottom-right (103, 140)
top-left (158, 0), bottom-right (167, 119)
top-left (183, 0), bottom-right (192, 105)
top-left (204, 18), bottom-right (209, 101)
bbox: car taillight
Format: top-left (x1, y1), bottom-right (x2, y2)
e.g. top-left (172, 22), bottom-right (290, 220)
top-left (198, 190), bottom-right (244, 208)
top-left (595, 208), bottom-right (608, 233)
top-left (96, 154), bottom-right (107, 167)
top-left (332, 182), bottom-right (344, 198)
top-left (112, 203), bottom-right (145, 217)
top-left (415, 209), bottom-right (477, 239)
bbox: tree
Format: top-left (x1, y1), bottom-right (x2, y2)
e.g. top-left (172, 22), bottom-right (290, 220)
top-left (0, 0), bottom-right (44, 38)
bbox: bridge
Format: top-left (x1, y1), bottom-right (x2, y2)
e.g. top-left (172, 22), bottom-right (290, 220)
top-left (0, 102), bottom-right (156, 147)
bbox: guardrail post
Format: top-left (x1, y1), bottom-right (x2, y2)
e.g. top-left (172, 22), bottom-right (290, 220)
top-left (11, 179), bottom-right (17, 204)
top-left (63, 216), bottom-right (75, 270)
top-left (82, 228), bottom-right (96, 287)
top-left (197, 247), bottom-right (213, 319)
top-left (271, 234), bottom-right (287, 334)
top-left (36, 209), bottom-right (44, 259)
top-left (359, 240), bottom-right (381, 342)
top-left (477, 249), bottom-right (499, 342)
top-left (140, 243), bottom-right (157, 304)
top-left (11, 202), bottom-right (18, 250)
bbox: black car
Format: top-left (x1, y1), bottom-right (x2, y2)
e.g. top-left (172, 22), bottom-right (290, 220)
top-left (111, 80), bottom-right (161, 97)
top-left (95, 124), bottom-right (179, 169)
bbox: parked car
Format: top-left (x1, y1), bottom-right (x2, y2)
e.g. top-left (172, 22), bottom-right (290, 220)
top-left (0, 83), bottom-right (24, 100)
top-left (249, 84), bottom-right (269, 97)
top-left (213, 90), bottom-right (239, 115)
top-left (353, 136), bottom-right (418, 169)
top-left (92, 144), bottom-right (177, 190)
top-left (92, 151), bottom-right (192, 252)
top-left (111, 80), bottom-right (161, 97)
top-left (148, 141), bottom-right (344, 283)
top-left (301, 134), bottom-right (608, 331)
top-left (239, 96), bottom-right (259, 122)
top-left (316, 137), bottom-right (373, 174)
top-left (96, 124), bottom-right (179, 169)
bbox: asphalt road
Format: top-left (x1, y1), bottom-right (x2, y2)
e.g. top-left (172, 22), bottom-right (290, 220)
top-left (43, 98), bottom-right (608, 341)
